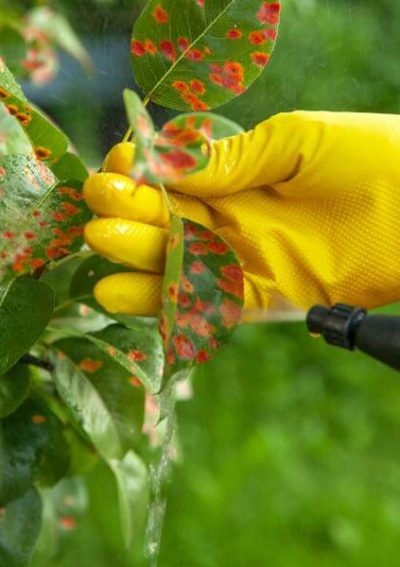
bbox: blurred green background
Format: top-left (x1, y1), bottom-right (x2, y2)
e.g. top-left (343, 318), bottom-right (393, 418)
top-left (21, 0), bottom-right (400, 564)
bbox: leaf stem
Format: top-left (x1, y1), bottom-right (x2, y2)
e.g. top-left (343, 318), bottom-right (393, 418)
top-left (159, 183), bottom-right (174, 217)
top-left (122, 127), bottom-right (133, 143)
top-left (20, 354), bottom-right (54, 372)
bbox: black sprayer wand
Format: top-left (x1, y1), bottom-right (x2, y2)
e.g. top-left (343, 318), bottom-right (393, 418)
top-left (306, 304), bottom-right (400, 371)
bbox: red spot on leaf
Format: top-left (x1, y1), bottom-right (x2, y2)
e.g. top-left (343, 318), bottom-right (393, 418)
top-left (190, 79), bottom-right (206, 94)
top-left (188, 242), bottom-right (208, 256)
top-left (172, 80), bottom-right (189, 92)
top-left (174, 334), bottom-right (196, 360)
top-left (60, 516), bottom-right (76, 530)
top-left (181, 275), bottom-right (195, 294)
top-left (220, 298), bottom-right (242, 328)
top-left (52, 212), bottom-right (66, 222)
top-left (249, 30), bottom-right (266, 45)
top-left (226, 28), bottom-right (243, 39)
top-left (197, 0), bottom-right (205, 6)
top-left (159, 40), bottom-right (176, 62)
top-left (79, 359), bottom-right (103, 373)
top-left (178, 37), bottom-right (190, 51)
top-left (265, 28), bottom-right (277, 40)
top-left (167, 283), bottom-right (179, 303)
top-left (33, 210), bottom-right (41, 217)
top-left (144, 39), bottom-right (157, 55)
top-left (178, 292), bottom-right (191, 308)
top-left (251, 51), bottom-right (270, 67)
top-left (128, 350), bottom-right (148, 362)
top-left (220, 263), bottom-right (243, 282)
top-left (153, 4), bottom-right (169, 23)
top-left (218, 277), bottom-right (244, 299)
top-left (3, 231), bottom-right (14, 239)
top-left (257, 2), bottom-right (281, 25)
top-left (61, 202), bottom-right (80, 216)
top-left (131, 40), bottom-right (146, 56)
top-left (197, 349), bottom-right (210, 363)
top-left (129, 376), bottom-right (142, 387)
top-left (190, 261), bottom-right (206, 275)
top-left (160, 150), bottom-right (196, 170)
top-left (31, 258), bottom-right (45, 269)
top-left (208, 241), bottom-right (229, 255)
top-left (32, 415), bottom-right (46, 424)
top-left (186, 49), bottom-right (203, 61)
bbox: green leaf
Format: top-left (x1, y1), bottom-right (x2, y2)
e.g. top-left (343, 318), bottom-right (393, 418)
top-left (88, 323), bottom-right (164, 394)
top-left (0, 155), bottom-right (91, 281)
top-left (34, 478), bottom-right (88, 561)
top-left (0, 398), bottom-right (70, 504)
top-left (0, 487), bottom-right (42, 567)
top-left (124, 88), bottom-right (210, 184)
top-left (0, 59), bottom-right (68, 163)
top-left (0, 55), bottom-right (25, 98)
top-left (50, 152), bottom-right (89, 183)
top-left (50, 337), bottom-right (145, 460)
top-left (109, 451), bottom-right (149, 549)
top-left (0, 363), bottom-right (30, 418)
top-left (0, 278), bottom-right (54, 376)
top-left (131, 0), bottom-right (281, 110)
top-left (161, 217), bottom-right (244, 378)
top-left (26, 7), bottom-right (93, 75)
top-left (0, 103), bottom-right (32, 157)
top-left (0, 26), bottom-right (26, 78)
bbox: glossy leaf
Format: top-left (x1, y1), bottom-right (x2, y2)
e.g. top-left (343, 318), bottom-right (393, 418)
top-left (50, 337), bottom-right (146, 460)
top-left (124, 89), bottom-right (210, 184)
top-left (50, 152), bottom-right (89, 183)
top-left (0, 103), bottom-right (33, 157)
top-left (88, 323), bottom-right (164, 394)
top-left (161, 217), bottom-right (244, 378)
top-left (0, 155), bottom-right (91, 281)
top-left (0, 487), bottom-right (42, 567)
top-left (0, 58), bottom-right (68, 163)
top-left (0, 363), bottom-right (30, 419)
top-left (109, 451), bottom-right (149, 549)
top-left (0, 278), bottom-right (54, 376)
top-left (0, 398), bottom-right (70, 504)
top-left (131, 0), bottom-right (280, 110)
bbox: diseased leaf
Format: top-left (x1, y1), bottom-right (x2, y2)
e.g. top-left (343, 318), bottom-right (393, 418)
top-left (88, 323), bottom-right (164, 394)
top-left (109, 451), bottom-right (149, 549)
top-left (0, 363), bottom-right (30, 419)
top-left (0, 398), bottom-right (70, 504)
top-left (50, 337), bottom-right (145, 460)
top-left (0, 487), bottom-right (42, 567)
top-left (167, 111), bottom-right (244, 140)
top-left (0, 103), bottom-right (32, 157)
top-left (0, 58), bottom-right (68, 163)
top-left (0, 155), bottom-right (91, 281)
top-left (0, 278), bottom-right (54, 376)
top-left (161, 217), bottom-right (244, 378)
top-left (124, 88), bottom-right (210, 184)
top-left (131, 0), bottom-right (280, 110)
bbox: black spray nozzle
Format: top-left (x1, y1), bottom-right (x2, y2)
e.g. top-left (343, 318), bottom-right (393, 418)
top-left (306, 304), bottom-right (400, 371)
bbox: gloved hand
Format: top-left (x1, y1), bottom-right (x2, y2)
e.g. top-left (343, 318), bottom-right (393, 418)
top-left (83, 111), bottom-right (400, 319)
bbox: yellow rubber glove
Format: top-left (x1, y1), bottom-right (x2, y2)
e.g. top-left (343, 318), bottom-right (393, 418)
top-left (83, 111), bottom-right (400, 319)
